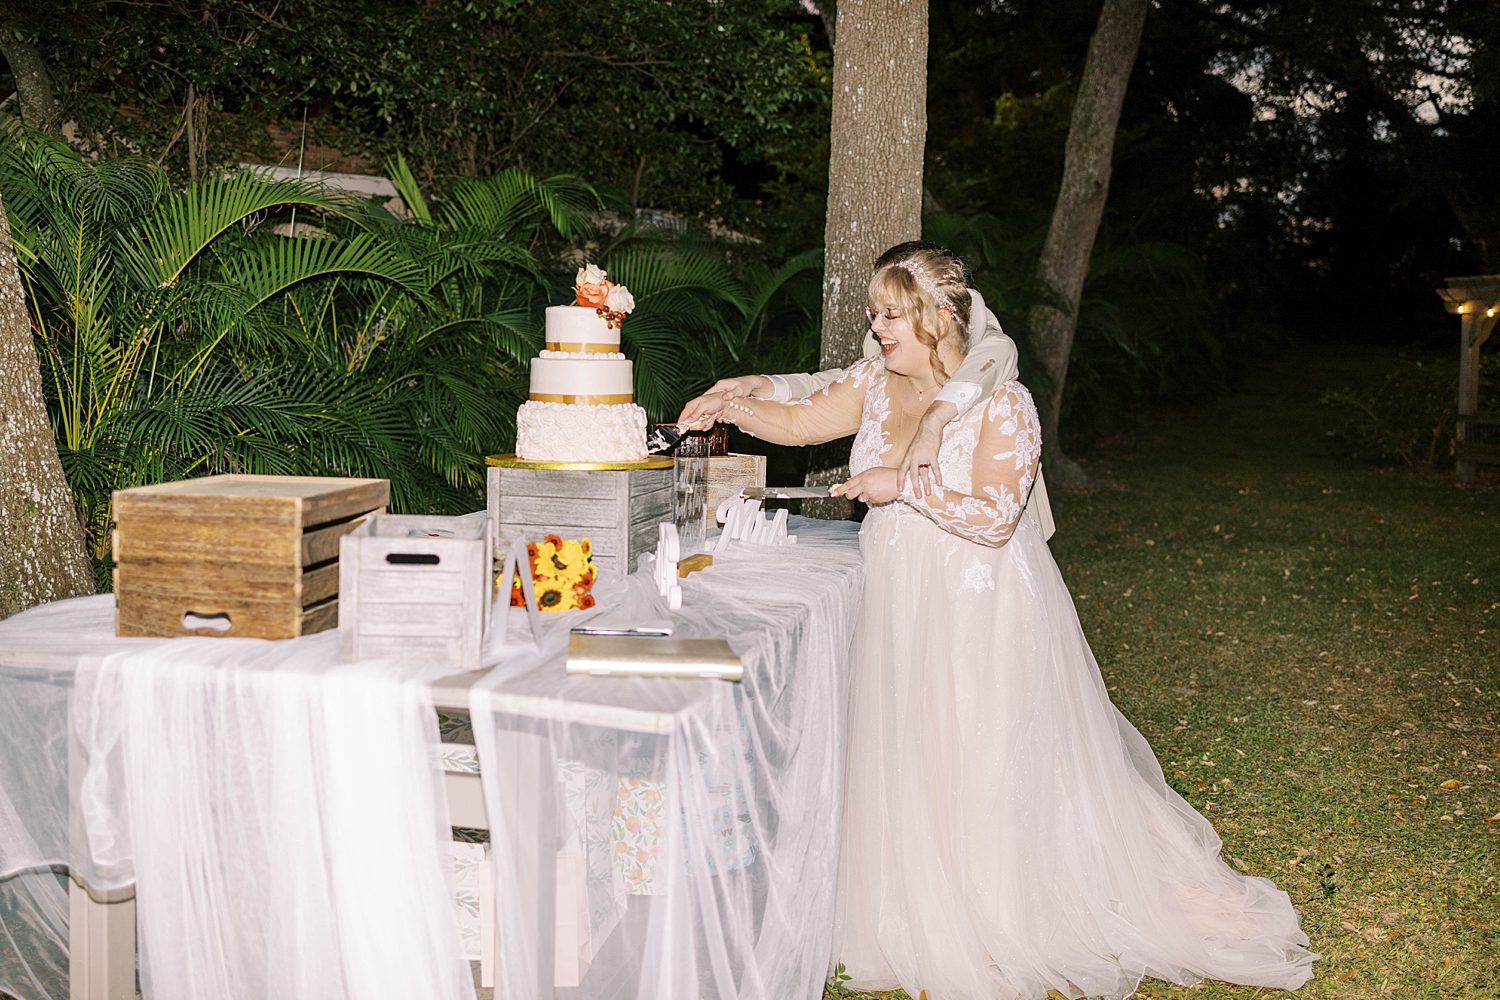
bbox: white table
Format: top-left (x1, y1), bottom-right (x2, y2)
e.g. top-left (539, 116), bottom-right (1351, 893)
top-left (0, 518), bottom-right (864, 1000)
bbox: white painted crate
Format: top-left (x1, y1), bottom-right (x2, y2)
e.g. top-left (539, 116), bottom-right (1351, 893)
top-left (487, 465), bottom-right (674, 576)
top-left (338, 512), bottom-right (493, 671)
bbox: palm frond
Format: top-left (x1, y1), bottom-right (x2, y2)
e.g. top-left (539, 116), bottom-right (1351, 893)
top-left (123, 170), bottom-right (351, 290)
top-left (386, 153), bottom-right (433, 225)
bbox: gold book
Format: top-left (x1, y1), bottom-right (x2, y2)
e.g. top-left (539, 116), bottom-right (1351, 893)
top-left (565, 634), bottom-right (743, 681)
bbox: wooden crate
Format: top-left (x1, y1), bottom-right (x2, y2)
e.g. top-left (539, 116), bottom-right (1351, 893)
top-left (338, 512), bottom-right (493, 670)
top-left (112, 474), bottom-right (388, 639)
top-left (487, 464), bottom-right (673, 576)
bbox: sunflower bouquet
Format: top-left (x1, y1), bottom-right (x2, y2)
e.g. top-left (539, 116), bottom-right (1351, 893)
top-left (503, 535), bottom-right (597, 611)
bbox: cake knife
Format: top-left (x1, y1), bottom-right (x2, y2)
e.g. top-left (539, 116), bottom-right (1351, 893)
top-left (739, 486), bottom-right (832, 499)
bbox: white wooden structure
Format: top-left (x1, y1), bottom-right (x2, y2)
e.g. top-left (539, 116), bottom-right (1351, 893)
top-left (486, 459), bottom-right (673, 576)
top-left (1437, 275), bottom-right (1500, 482)
top-left (339, 512), bottom-right (493, 671)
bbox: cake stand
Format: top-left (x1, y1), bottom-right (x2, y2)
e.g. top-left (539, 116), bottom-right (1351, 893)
top-left (484, 454), bottom-right (674, 472)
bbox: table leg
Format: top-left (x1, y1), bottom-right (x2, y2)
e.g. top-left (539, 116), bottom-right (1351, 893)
top-left (68, 691), bottom-right (137, 1000)
top-left (67, 874), bottom-right (135, 1000)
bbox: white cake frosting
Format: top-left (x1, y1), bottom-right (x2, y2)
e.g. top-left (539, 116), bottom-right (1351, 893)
top-left (529, 355), bottom-right (634, 401)
top-left (543, 305), bottom-right (621, 351)
top-left (516, 402), bottom-right (647, 462)
top-left (538, 350), bottom-right (625, 360)
top-left (515, 305), bottom-right (646, 461)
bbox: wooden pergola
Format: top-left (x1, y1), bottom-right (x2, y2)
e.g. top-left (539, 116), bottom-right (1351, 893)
top-left (1437, 275), bottom-right (1500, 482)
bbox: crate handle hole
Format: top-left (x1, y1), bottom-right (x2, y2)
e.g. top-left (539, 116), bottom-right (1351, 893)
top-left (182, 612), bottom-right (232, 632)
top-left (386, 553), bottom-right (441, 566)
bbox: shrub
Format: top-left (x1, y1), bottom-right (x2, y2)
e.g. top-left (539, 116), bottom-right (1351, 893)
top-left (1319, 353), bottom-right (1486, 468)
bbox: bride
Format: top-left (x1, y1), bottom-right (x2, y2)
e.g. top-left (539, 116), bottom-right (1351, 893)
top-left (678, 244), bottom-right (1316, 999)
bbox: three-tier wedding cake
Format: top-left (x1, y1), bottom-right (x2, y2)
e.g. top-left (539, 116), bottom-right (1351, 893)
top-left (515, 265), bottom-right (648, 463)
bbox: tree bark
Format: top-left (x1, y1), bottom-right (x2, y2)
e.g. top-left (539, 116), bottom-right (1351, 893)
top-left (807, 0), bottom-right (927, 512)
top-left (0, 27), bottom-right (61, 134)
top-left (0, 191), bottom-right (94, 618)
top-left (1027, 0), bottom-right (1149, 487)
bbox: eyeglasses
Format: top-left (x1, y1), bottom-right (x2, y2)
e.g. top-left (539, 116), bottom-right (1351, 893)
top-left (864, 306), bottom-right (901, 325)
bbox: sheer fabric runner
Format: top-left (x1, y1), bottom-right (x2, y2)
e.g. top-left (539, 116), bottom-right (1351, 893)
top-left (472, 518), bottom-right (863, 1000)
top-left (0, 597), bottom-right (473, 1000)
top-left (0, 595), bottom-right (154, 999)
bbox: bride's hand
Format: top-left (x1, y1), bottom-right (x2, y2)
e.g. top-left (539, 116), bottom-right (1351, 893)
top-left (676, 376), bottom-right (772, 428)
top-left (831, 467), bottom-right (900, 504)
top-left (897, 425), bottom-right (942, 499)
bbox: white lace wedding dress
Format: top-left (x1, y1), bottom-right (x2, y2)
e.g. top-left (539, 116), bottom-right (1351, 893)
top-left (757, 357), bottom-right (1316, 999)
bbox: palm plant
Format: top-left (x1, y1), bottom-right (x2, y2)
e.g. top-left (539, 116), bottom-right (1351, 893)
top-left (597, 220), bottom-right (823, 420)
top-left (1, 126), bottom-right (824, 585)
top-left (0, 129), bottom-right (587, 571)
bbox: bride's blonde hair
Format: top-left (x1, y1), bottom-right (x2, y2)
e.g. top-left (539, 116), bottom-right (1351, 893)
top-left (867, 243), bottom-right (970, 386)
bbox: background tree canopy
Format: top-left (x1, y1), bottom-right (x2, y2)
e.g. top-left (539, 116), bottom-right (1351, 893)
top-left (1, 0), bottom-right (1494, 459)
top-left (2, 0), bottom-right (830, 237)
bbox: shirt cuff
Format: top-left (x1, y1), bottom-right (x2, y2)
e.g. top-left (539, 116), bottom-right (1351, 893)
top-left (933, 380), bottom-right (982, 413)
top-left (762, 374), bottom-right (792, 402)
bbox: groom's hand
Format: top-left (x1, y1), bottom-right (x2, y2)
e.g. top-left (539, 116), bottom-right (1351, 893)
top-left (676, 376), bottom-right (773, 428)
top-left (831, 467), bottom-right (900, 504)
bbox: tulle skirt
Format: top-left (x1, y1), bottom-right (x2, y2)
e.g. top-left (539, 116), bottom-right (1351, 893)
top-left (831, 506), bottom-right (1316, 999)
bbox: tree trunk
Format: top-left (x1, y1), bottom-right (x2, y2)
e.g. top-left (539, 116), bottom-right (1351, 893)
top-left (1027, 0), bottom-right (1149, 488)
top-left (0, 29), bottom-right (61, 134)
top-left (0, 191), bottom-right (94, 618)
top-left (807, 0), bottom-right (928, 512)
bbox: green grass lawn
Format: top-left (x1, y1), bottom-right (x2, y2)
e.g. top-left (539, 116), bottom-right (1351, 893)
top-left (832, 344), bottom-right (1498, 1000)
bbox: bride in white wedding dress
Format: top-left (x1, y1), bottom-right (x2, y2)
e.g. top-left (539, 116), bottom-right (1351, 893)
top-left (690, 245), bottom-right (1317, 999)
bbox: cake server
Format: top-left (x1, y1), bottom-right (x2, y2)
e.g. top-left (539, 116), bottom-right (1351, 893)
top-left (739, 486), bottom-right (832, 499)
top-left (646, 423), bottom-right (692, 455)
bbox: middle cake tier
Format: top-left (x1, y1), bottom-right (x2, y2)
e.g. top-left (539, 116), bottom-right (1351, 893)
top-left (527, 350), bottom-right (635, 404)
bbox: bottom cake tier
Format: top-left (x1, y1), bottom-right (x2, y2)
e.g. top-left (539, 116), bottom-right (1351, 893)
top-left (515, 400), bottom-right (649, 463)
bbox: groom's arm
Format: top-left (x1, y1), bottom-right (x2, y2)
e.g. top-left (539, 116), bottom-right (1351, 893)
top-left (761, 368), bottom-right (847, 402)
top-left (898, 290), bottom-right (1020, 496)
top-left (928, 294), bottom-right (1020, 420)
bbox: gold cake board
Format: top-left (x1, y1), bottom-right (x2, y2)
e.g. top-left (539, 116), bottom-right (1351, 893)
top-left (485, 453), bottom-right (674, 472)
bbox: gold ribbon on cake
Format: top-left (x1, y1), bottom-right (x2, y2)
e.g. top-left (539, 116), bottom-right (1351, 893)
top-left (545, 341), bottom-right (620, 353)
top-left (529, 392), bottom-right (634, 404)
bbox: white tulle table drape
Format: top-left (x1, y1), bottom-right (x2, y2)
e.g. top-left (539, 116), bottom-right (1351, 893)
top-left (473, 517), bottom-right (863, 1000)
top-left (0, 516), bottom-right (863, 1000)
top-left (0, 597), bottom-right (476, 1000)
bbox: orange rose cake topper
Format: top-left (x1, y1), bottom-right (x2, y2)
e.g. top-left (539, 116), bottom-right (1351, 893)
top-left (504, 534), bottom-right (598, 611)
top-left (574, 263), bottom-right (636, 330)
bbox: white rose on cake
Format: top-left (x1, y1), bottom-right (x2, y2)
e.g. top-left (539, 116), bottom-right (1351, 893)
top-left (604, 284), bottom-right (636, 315)
top-left (577, 263), bottom-right (609, 287)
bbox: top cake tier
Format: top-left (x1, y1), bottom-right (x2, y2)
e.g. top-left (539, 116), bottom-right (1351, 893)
top-left (545, 305), bottom-right (621, 352)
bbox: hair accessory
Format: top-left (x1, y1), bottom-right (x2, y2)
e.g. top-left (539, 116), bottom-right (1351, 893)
top-left (892, 260), bottom-right (950, 311)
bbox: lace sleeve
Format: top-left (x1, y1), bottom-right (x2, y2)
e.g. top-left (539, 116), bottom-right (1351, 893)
top-left (898, 384), bottom-right (1041, 548)
top-left (721, 358), bottom-right (875, 447)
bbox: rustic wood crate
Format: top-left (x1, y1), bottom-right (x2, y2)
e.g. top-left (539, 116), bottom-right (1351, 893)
top-left (112, 474), bottom-right (388, 639)
top-left (486, 464), bottom-right (673, 576)
top-left (338, 512), bottom-right (493, 670)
